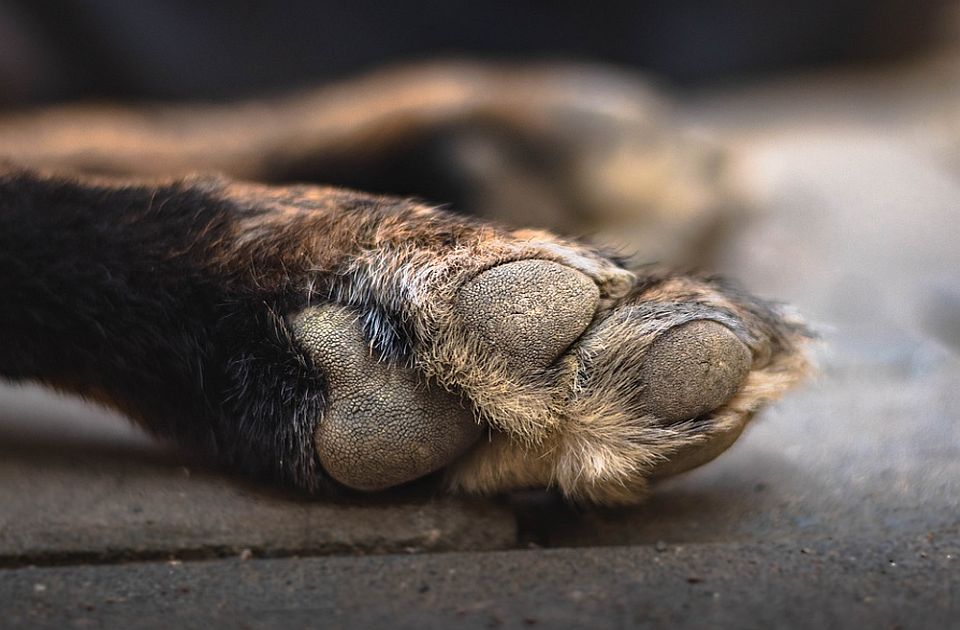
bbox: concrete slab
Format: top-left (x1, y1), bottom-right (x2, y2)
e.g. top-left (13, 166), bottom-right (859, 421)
top-left (2, 535), bottom-right (957, 629)
top-left (0, 386), bottom-right (516, 564)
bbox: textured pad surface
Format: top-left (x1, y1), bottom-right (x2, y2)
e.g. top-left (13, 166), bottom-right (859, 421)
top-left (637, 320), bottom-right (752, 423)
top-left (291, 306), bottom-right (482, 491)
top-left (455, 260), bottom-right (600, 368)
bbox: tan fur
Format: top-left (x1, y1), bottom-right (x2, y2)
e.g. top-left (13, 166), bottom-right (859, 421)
top-left (443, 272), bottom-right (812, 504)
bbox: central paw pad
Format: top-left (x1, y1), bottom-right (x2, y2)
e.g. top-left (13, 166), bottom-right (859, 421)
top-left (291, 305), bottom-right (482, 491)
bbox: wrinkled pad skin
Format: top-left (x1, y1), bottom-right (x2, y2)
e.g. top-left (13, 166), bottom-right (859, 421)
top-left (291, 305), bottom-right (481, 491)
top-left (637, 320), bottom-right (752, 423)
top-left (455, 260), bottom-right (600, 368)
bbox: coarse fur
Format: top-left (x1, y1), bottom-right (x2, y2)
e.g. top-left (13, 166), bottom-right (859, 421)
top-left (0, 63), bottom-right (812, 504)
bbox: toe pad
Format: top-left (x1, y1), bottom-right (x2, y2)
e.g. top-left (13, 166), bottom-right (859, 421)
top-left (638, 320), bottom-right (751, 422)
top-left (456, 260), bottom-right (599, 368)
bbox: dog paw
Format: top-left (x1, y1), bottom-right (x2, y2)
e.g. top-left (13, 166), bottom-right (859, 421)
top-left (288, 219), bottom-right (811, 503)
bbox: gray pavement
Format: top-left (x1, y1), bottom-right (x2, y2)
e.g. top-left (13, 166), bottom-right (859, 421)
top-left (3, 538), bottom-right (957, 629)
top-left (0, 387), bottom-right (516, 565)
top-left (2, 54), bottom-right (960, 627)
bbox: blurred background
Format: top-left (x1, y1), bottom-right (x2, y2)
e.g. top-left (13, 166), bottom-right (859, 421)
top-left (1, 0), bottom-right (957, 104)
top-left (0, 2), bottom-right (959, 617)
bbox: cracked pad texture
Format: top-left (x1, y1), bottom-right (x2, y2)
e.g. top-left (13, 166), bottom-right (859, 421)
top-left (455, 260), bottom-right (599, 368)
top-left (637, 319), bottom-right (752, 422)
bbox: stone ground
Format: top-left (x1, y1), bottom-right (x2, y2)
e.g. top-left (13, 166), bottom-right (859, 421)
top-left (2, 53), bottom-right (959, 627)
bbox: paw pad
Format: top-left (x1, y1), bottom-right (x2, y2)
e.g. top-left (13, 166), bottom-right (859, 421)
top-left (291, 305), bottom-right (481, 491)
top-left (455, 260), bottom-right (599, 368)
top-left (637, 320), bottom-right (751, 422)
